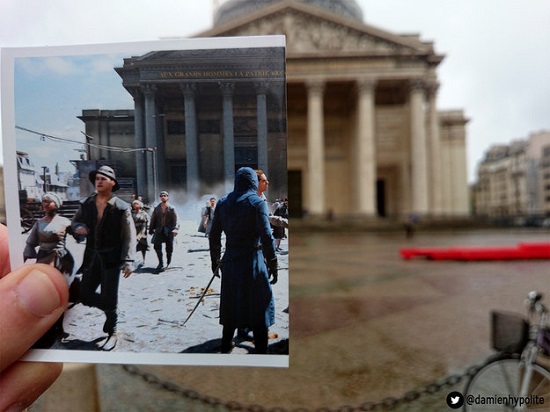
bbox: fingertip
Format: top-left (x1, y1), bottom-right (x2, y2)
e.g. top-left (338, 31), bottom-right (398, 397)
top-left (30, 263), bottom-right (69, 305)
top-left (0, 264), bottom-right (69, 370)
top-left (15, 266), bottom-right (68, 317)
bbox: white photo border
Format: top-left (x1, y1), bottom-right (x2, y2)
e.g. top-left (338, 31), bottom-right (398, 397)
top-left (1, 36), bottom-right (288, 368)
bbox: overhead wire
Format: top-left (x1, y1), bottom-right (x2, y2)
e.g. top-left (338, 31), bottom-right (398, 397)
top-left (15, 125), bottom-right (155, 153)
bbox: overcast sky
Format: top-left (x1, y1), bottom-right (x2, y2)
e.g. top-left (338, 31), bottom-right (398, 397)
top-left (1, 0), bottom-right (549, 183)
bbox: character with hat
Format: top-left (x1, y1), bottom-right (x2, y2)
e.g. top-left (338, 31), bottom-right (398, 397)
top-left (71, 165), bottom-right (136, 350)
top-left (23, 191), bottom-right (75, 348)
top-left (149, 190), bottom-right (179, 272)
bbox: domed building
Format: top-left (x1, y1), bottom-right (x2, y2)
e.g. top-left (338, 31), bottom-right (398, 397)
top-left (78, 0), bottom-right (469, 219)
top-left (199, 0), bottom-right (470, 218)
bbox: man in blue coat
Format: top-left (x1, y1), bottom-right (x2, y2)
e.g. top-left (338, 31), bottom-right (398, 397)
top-left (209, 167), bottom-right (278, 354)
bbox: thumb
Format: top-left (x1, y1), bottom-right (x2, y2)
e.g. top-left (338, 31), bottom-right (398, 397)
top-left (0, 224), bottom-right (10, 276)
top-left (0, 263), bottom-right (68, 371)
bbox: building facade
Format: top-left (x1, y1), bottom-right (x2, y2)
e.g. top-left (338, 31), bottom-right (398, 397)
top-left (80, 47), bottom-right (287, 204)
top-left (197, 0), bottom-right (470, 218)
top-left (472, 130), bottom-right (550, 221)
top-left (79, 0), bottom-right (469, 218)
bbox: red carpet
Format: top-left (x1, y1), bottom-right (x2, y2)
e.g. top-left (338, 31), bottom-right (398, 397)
top-left (400, 242), bottom-right (550, 261)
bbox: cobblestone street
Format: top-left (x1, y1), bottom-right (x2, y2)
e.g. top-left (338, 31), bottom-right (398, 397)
top-left (24, 218), bottom-right (289, 359)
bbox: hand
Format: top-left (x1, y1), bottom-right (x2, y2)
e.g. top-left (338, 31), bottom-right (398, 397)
top-left (121, 263), bottom-right (133, 278)
top-left (211, 259), bottom-right (221, 276)
top-left (0, 224), bottom-right (69, 411)
top-left (73, 224), bottom-right (88, 236)
top-left (72, 223), bottom-right (88, 243)
top-left (74, 228), bottom-right (87, 236)
top-left (267, 258), bottom-right (278, 285)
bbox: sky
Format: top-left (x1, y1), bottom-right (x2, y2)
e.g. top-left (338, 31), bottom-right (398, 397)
top-left (1, 0), bottom-right (549, 183)
top-left (11, 53), bottom-right (135, 173)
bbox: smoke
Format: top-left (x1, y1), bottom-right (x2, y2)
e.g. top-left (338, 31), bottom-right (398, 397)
top-left (151, 182), bottom-right (229, 225)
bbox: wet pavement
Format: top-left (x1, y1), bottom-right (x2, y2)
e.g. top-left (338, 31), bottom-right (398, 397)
top-left (31, 225), bottom-right (550, 411)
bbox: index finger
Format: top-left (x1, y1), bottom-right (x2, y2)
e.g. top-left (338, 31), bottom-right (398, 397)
top-left (0, 223), bottom-right (11, 277)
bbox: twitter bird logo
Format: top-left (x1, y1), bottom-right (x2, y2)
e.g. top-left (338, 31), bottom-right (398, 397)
top-left (446, 391), bottom-right (464, 409)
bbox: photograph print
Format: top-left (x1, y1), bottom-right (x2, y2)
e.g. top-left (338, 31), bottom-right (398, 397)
top-left (1, 36), bottom-right (289, 367)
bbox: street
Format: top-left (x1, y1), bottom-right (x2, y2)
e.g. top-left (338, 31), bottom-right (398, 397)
top-left (23, 218), bottom-right (290, 357)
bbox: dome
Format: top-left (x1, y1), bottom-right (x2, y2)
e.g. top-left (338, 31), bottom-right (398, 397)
top-left (214, 0), bottom-right (364, 26)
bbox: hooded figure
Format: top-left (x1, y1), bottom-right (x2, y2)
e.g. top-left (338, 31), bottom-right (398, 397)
top-left (209, 167), bottom-right (278, 354)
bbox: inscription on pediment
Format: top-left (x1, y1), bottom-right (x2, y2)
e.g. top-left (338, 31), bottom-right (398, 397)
top-left (230, 13), bottom-right (409, 54)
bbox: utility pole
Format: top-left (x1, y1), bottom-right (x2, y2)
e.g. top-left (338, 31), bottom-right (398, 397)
top-left (42, 166), bottom-right (49, 193)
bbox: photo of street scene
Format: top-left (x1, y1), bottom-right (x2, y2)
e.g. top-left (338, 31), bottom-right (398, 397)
top-left (2, 36), bottom-right (289, 366)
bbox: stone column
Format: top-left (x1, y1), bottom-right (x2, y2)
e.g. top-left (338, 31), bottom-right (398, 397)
top-left (409, 79), bottom-right (429, 215)
top-left (181, 83), bottom-right (200, 199)
top-left (427, 82), bottom-right (443, 216)
top-left (440, 137), bottom-right (452, 214)
top-left (355, 78), bottom-right (377, 216)
top-left (131, 89), bottom-right (146, 198)
top-left (256, 81), bottom-right (269, 175)
top-left (142, 84), bottom-right (158, 202)
top-left (306, 80), bottom-right (325, 215)
top-left (220, 82), bottom-right (235, 193)
top-left (155, 101), bottom-right (167, 187)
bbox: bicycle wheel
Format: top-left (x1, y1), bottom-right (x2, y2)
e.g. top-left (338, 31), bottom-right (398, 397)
top-left (464, 355), bottom-right (550, 411)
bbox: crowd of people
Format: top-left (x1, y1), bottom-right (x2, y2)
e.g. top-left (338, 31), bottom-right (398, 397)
top-left (14, 165), bottom-right (289, 355)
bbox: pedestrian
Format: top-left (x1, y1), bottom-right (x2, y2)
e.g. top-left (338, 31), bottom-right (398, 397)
top-left (403, 213), bottom-right (419, 238)
top-left (272, 198), bottom-right (289, 251)
top-left (255, 169), bottom-right (288, 229)
top-left (23, 192), bottom-right (75, 347)
top-left (202, 197), bottom-right (216, 237)
top-left (209, 167), bottom-right (278, 354)
top-left (72, 165), bottom-right (136, 351)
top-left (138, 195), bottom-right (152, 215)
top-left (132, 199), bottom-right (150, 268)
top-left (198, 200), bottom-right (208, 235)
top-left (255, 169), bottom-right (269, 201)
top-left (149, 191), bottom-right (179, 272)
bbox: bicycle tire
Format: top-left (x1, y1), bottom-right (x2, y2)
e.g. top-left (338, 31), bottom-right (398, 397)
top-left (464, 354), bottom-right (550, 411)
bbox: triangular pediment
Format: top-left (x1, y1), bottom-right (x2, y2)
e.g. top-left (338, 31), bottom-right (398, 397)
top-left (196, 0), bottom-right (438, 58)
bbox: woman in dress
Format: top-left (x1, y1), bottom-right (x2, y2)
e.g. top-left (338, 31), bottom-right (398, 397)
top-left (131, 199), bottom-right (149, 268)
top-left (23, 192), bottom-right (75, 348)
